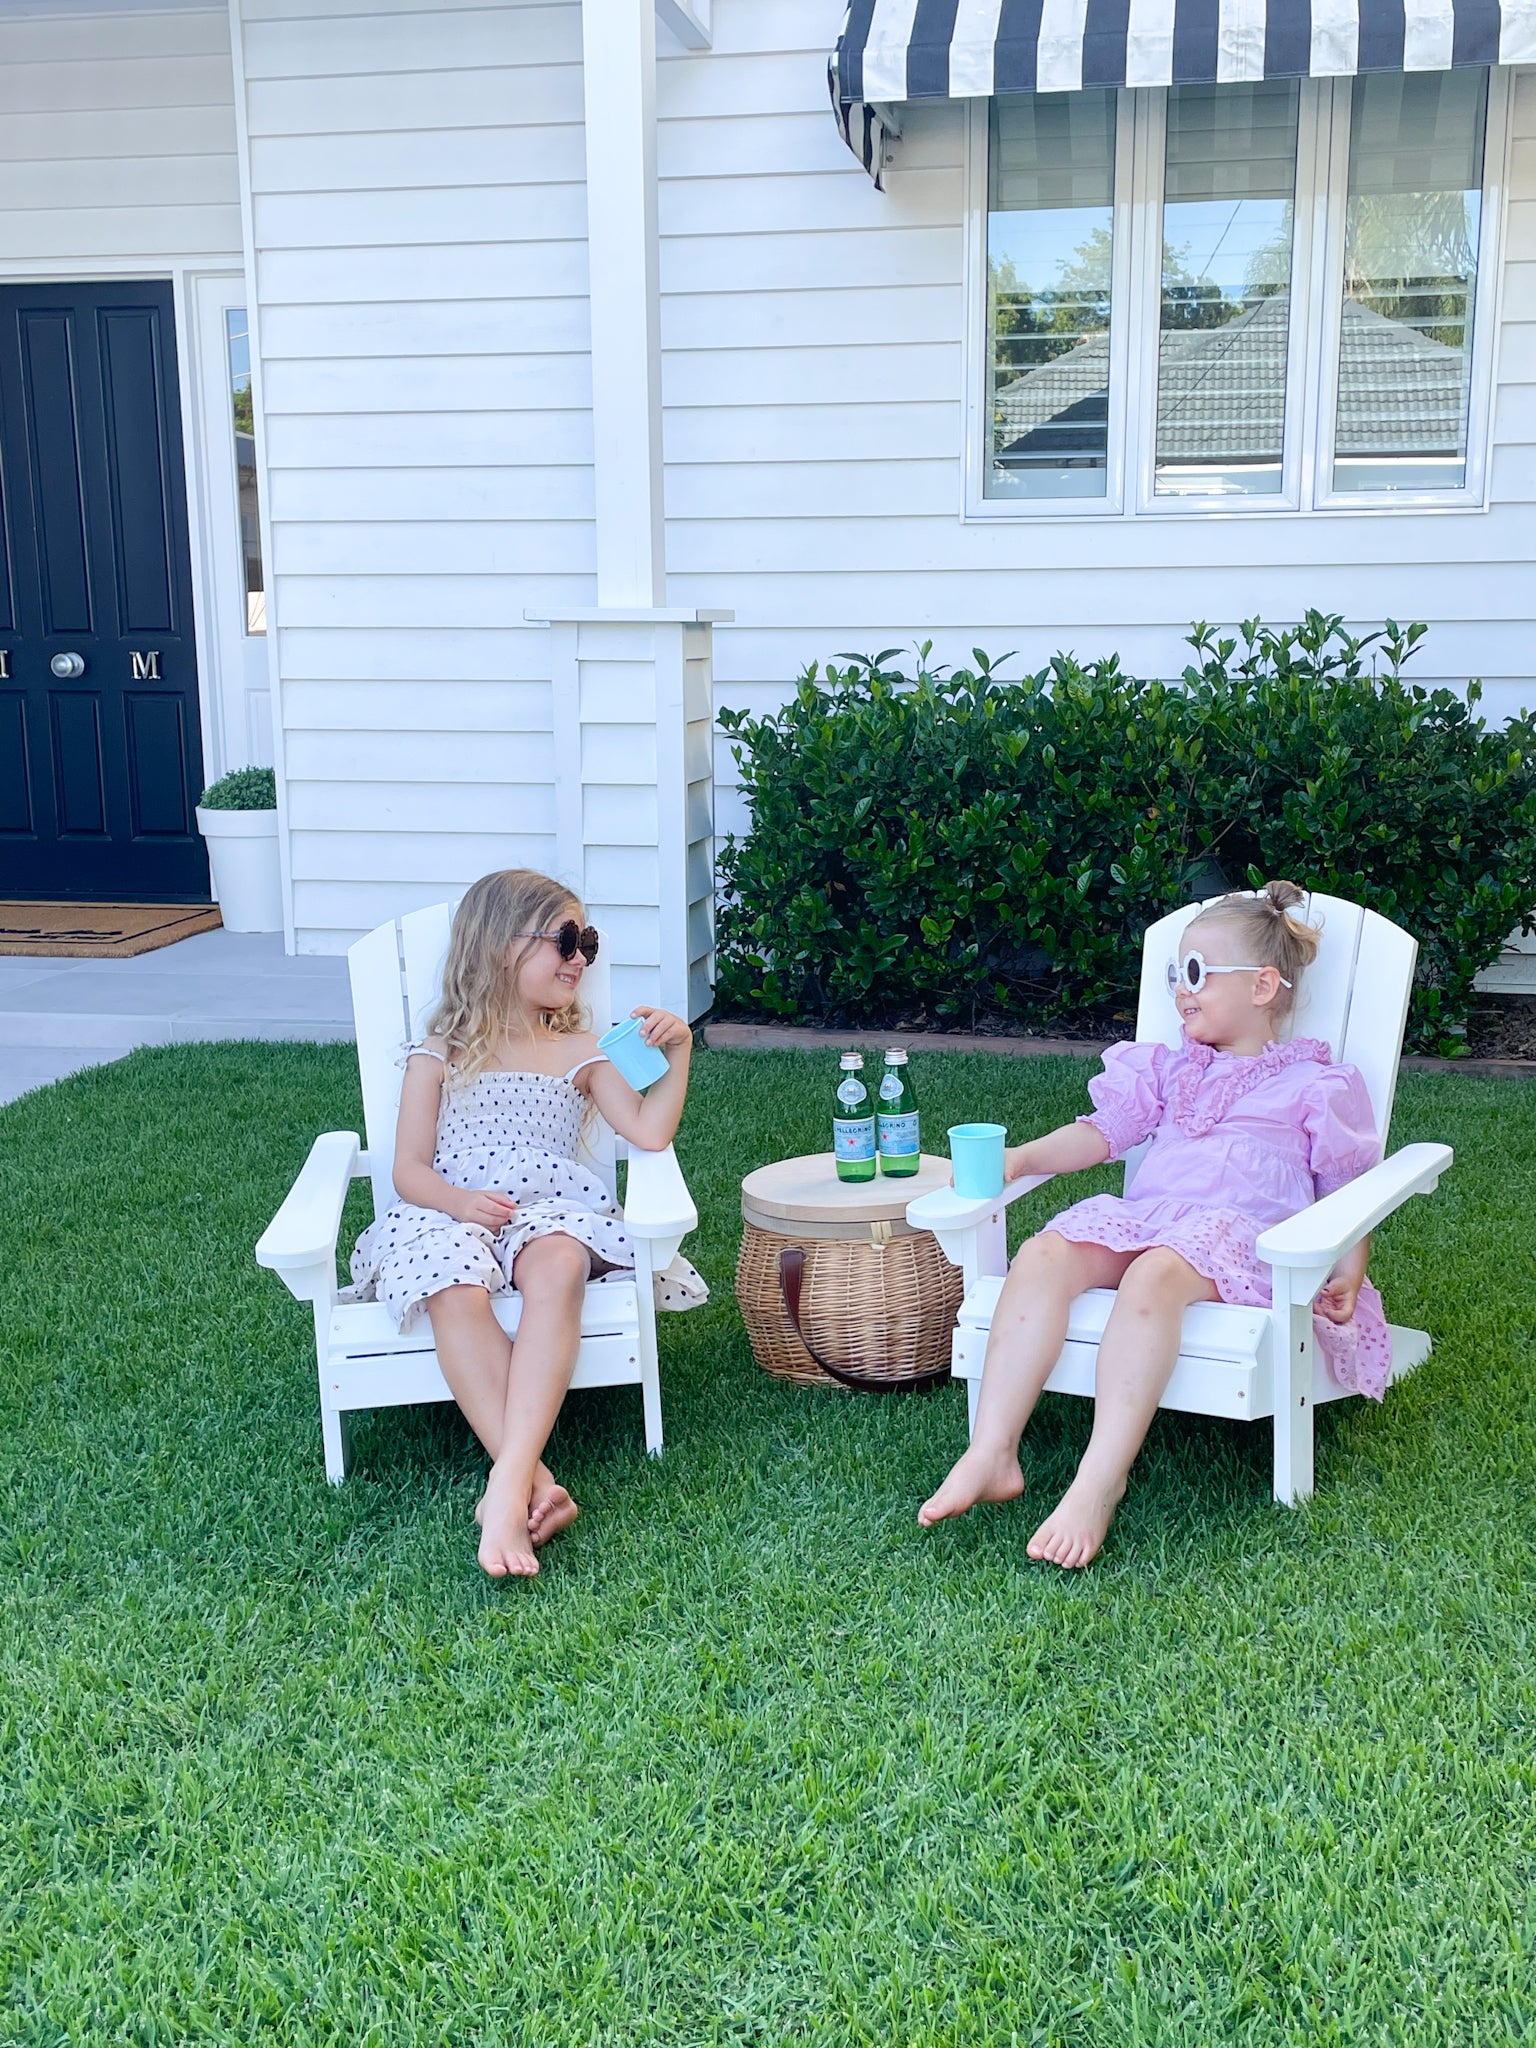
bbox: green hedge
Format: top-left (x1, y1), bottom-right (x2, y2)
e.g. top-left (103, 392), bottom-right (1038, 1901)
top-left (716, 614), bottom-right (1536, 1055)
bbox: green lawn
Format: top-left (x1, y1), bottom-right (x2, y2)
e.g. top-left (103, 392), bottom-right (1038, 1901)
top-left (1, 1043), bottom-right (1533, 2046)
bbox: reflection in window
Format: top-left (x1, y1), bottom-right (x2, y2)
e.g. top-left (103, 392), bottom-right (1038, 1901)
top-left (985, 93), bottom-right (1117, 500)
top-left (226, 309), bottom-right (266, 632)
top-left (1333, 70), bottom-right (1486, 494)
top-left (1155, 81), bottom-right (1299, 497)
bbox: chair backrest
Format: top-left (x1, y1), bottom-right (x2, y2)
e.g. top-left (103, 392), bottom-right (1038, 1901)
top-left (348, 901), bottom-right (619, 1218)
top-left (1125, 890), bottom-right (1416, 1190)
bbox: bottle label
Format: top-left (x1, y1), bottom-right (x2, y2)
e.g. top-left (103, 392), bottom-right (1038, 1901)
top-left (878, 1073), bottom-right (904, 1101)
top-left (878, 1111), bottom-right (920, 1157)
top-left (834, 1116), bottom-right (876, 1161)
top-left (836, 1078), bottom-right (867, 1108)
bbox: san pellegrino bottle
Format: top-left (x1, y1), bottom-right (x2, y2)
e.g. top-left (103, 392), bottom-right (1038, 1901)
top-left (833, 1052), bottom-right (876, 1182)
top-left (877, 1047), bottom-right (920, 1177)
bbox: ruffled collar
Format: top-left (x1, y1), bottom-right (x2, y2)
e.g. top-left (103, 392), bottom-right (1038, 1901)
top-left (1167, 1033), bottom-right (1333, 1138)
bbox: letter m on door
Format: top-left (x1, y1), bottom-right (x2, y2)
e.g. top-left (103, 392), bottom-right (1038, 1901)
top-left (131, 651), bottom-right (161, 680)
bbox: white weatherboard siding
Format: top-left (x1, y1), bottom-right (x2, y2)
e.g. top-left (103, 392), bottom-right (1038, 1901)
top-left (234, 0), bottom-right (597, 952)
top-left (0, 5), bottom-right (240, 269)
top-left (226, 0), bottom-right (1532, 955)
top-left (649, 8), bottom-right (1536, 839)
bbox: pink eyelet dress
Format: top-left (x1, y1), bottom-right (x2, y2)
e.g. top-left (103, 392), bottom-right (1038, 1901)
top-left (347, 1045), bottom-right (708, 1332)
top-left (1046, 1034), bottom-right (1393, 1399)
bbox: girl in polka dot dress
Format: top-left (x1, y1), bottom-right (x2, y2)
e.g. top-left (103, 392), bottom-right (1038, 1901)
top-left (349, 868), bottom-right (706, 1579)
top-left (920, 881), bottom-right (1388, 1570)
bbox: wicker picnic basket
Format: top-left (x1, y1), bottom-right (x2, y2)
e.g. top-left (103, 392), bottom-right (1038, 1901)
top-left (736, 1155), bottom-right (963, 1392)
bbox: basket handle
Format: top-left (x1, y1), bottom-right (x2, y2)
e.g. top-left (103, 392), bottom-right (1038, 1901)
top-left (777, 1245), bottom-right (949, 1394)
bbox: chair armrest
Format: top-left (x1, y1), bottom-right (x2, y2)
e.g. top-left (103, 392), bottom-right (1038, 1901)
top-left (905, 1173), bottom-right (1054, 1236)
top-left (1256, 1143), bottom-right (1452, 1273)
top-left (255, 1131), bottom-right (363, 1284)
top-left (623, 1143), bottom-right (698, 1243)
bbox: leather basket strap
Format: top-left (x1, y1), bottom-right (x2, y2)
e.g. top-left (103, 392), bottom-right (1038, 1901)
top-left (777, 1244), bottom-right (948, 1393)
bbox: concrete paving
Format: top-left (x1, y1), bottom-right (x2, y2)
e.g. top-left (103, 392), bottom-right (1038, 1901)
top-left (0, 929), bottom-right (353, 1106)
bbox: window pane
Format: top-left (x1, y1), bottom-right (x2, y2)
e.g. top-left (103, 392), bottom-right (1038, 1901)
top-left (1332, 70), bottom-right (1486, 495)
top-left (1155, 80), bottom-right (1299, 498)
top-left (986, 92), bottom-right (1116, 500)
top-left (226, 309), bottom-right (266, 633)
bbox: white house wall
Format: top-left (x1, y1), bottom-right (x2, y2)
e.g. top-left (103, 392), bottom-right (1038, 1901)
top-left (650, 9), bottom-right (1536, 841)
top-left (233, 0), bottom-right (597, 949)
top-left (0, 4), bottom-right (240, 269)
top-left (223, 0), bottom-right (1534, 950)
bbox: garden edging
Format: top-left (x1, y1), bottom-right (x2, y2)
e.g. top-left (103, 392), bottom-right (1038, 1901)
top-left (703, 1020), bottom-right (1536, 1080)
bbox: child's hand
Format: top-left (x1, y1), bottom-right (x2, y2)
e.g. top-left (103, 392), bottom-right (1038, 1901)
top-left (630, 1006), bottom-right (691, 1053)
top-left (1316, 1273), bottom-right (1361, 1323)
top-left (453, 1190), bottom-right (519, 1231)
top-left (1003, 1146), bottom-right (1030, 1184)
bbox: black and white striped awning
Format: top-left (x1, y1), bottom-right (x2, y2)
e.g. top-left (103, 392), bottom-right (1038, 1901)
top-left (831, 0), bottom-right (1534, 181)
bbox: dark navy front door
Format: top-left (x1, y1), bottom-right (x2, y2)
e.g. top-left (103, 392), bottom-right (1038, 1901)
top-left (0, 281), bottom-right (210, 902)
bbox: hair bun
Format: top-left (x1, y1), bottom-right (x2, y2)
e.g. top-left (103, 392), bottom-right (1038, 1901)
top-left (1264, 879), bottom-right (1307, 914)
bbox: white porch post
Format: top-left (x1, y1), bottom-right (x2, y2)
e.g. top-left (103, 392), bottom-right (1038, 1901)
top-left (528, 0), bottom-right (727, 1022)
top-left (581, 0), bottom-right (666, 609)
top-left (532, 605), bottom-right (729, 1024)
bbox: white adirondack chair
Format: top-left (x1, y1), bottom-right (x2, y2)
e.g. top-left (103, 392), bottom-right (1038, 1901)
top-left (907, 893), bottom-right (1452, 1504)
top-left (255, 903), bottom-right (698, 1483)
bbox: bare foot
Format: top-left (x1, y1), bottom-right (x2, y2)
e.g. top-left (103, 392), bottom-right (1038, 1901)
top-left (476, 1461), bottom-right (539, 1578)
top-left (1026, 1471), bottom-right (1127, 1569)
top-left (918, 1444), bottom-right (1026, 1526)
top-left (475, 1461), bottom-right (573, 1546)
top-left (528, 1474), bottom-right (579, 1549)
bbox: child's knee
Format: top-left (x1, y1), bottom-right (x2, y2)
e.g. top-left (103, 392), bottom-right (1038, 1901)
top-left (515, 1234), bottom-right (591, 1295)
top-left (1015, 1230), bottom-right (1069, 1273)
top-left (1120, 1247), bottom-right (1197, 1302)
top-left (426, 1280), bottom-right (494, 1324)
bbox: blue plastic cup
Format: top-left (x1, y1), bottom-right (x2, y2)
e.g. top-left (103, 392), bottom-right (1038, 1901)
top-left (948, 1122), bottom-right (1007, 1199)
top-left (598, 1016), bottom-right (671, 1092)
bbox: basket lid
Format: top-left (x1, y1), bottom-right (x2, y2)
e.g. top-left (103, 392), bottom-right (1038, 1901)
top-left (740, 1151), bottom-right (952, 1225)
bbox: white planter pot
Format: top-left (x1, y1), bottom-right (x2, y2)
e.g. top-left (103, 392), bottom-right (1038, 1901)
top-left (196, 805), bottom-right (283, 933)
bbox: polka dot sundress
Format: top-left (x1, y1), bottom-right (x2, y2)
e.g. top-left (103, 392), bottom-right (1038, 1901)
top-left (347, 1044), bottom-right (708, 1331)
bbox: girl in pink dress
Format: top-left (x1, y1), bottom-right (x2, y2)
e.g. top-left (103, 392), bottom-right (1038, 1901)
top-left (920, 881), bottom-right (1387, 1569)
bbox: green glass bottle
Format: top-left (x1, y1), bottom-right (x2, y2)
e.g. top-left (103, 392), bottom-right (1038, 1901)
top-left (833, 1052), bottom-right (876, 1182)
top-left (877, 1047), bottom-right (920, 1176)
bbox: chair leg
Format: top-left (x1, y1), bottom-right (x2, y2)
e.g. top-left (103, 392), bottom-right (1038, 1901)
top-left (640, 1351), bottom-right (663, 1457)
top-left (1272, 1285), bottom-right (1316, 1506)
top-left (321, 1398), bottom-right (352, 1486)
top-left (966, 1373), bottom-right (981, 1440)
top-left (632, 1246), bottom-right (664, 1457)
top-left (312, 1302), bottom-right (351, 1484)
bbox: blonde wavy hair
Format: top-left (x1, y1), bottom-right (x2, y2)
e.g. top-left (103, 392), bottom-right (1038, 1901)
top-left (1186, 878), bottom-right (1322, 1022)
top-left (427, 869), bottom-right (587, 1086)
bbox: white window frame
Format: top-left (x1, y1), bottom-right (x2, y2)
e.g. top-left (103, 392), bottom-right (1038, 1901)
top-left (962, 66), bottom-right (1512, 524)
top-left (1311, 69), bottom-right (1510, 512)
top-left (963, 89), bottom-right (1138, 519)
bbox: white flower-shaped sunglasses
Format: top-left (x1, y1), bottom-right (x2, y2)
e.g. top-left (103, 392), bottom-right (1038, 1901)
top-left (1166, 950), bottom-right (1292, 996)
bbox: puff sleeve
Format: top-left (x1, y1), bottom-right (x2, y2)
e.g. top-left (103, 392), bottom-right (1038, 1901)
top-left (1304, 1064), bottom-right (1382, 1198)
top-left (1078, 1040), bottom-right (1169, 1161)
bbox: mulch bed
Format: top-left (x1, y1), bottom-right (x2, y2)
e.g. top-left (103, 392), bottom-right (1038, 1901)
top-left (1466, 995), bottom-right (1536, 1061)
top-left (706, 993), bottom-right (1536, 1077)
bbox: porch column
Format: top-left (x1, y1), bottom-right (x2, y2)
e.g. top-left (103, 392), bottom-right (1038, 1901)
top-left (529, 608), bottom-right (732, 1024)
top-left (582, 0), bottom-right (665, 608)
top-left (539, 3), bottom-right (725, 1022)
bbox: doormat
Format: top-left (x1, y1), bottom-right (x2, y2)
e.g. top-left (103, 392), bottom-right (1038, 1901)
top-left (0, 902), bottom-right (223, 958)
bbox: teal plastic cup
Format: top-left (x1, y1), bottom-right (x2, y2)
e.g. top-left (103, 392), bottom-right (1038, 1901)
top-left (598, 1017), bottom-right (670, 1092)
top-left (948, 1122), bottom-right (1007, 1199)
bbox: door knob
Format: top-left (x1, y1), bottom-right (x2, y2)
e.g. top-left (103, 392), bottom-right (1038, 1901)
top-left (50, 652), bottom-right (85, 678)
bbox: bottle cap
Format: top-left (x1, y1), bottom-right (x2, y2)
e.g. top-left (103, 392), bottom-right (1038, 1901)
top-left (839, 1052), bottom-right (864, 1069)
top-left (883, 1048), bottom-right (908, 1064)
